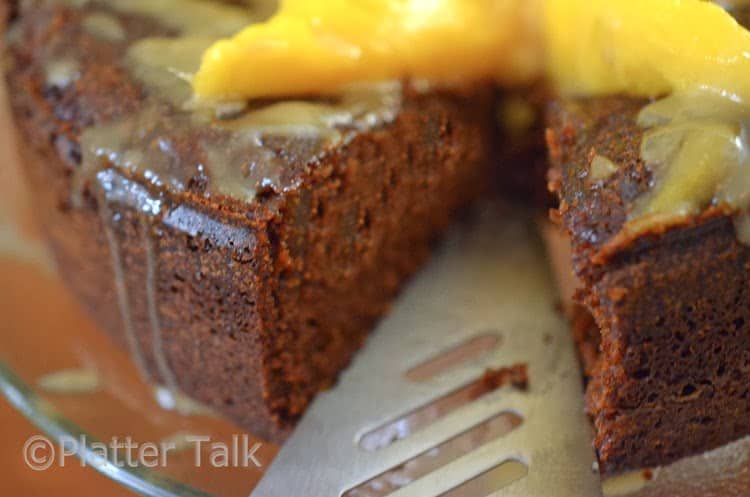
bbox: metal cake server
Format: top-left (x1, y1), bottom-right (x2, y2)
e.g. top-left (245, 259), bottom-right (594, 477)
top-left (252, 205), bottom-right (602, 497)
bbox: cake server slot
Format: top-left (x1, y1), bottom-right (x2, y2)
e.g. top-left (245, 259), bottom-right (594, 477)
top-left (344, 411), bottom-right (523, 497)
top-left (354, 389), bottom-right (528, 480)
top-left (359, 367), bottom-right (525, 452)
top-left (404, 333), bottom-right (502, 383)
top-left (379, 440), bottom-right (528, 497)
top-left (438, 460), bottom-right (528, 497)
top-left (251, 207), bottom-right (602, 497)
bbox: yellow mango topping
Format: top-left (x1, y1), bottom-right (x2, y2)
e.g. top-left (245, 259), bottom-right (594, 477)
top-left (193, 0), bottom-right (540, 101)
top-left (544, 0), bottom-right (750, 101)
top-left (194, 0), bottom-right (750, 101)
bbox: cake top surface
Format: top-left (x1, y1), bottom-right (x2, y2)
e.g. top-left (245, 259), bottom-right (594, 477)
top-left (186, 0), bottom-right (750, 241)
top-left (9, 0), bottom-right (750, 242)
top-left (7, 1), bottom-right (406, 214)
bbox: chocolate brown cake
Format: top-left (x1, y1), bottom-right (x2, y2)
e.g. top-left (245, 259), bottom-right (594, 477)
top-left (8, 0), bottom-right (750, 482)
top-left (4, 1), bottom-right (496, 441)
top-left (546, 95), bottom-right (750, 474)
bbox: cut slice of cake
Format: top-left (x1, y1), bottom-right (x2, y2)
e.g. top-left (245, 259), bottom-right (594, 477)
top-left (548, 94), bottom-right (750, 475)
top-left (5, 1), bottom-right (499, 441)
top-left (544, 0), bottom-right (750, 473)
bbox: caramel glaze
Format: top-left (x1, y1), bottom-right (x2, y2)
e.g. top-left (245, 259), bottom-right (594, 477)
top-left (622, 91), bottom-right (750, 245)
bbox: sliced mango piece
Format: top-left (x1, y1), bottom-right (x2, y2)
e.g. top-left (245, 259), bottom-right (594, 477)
top-left (193, 0), bottom-right (540, 101)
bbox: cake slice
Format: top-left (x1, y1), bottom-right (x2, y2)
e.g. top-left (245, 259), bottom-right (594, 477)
top-left (5, 1), bottom-right (496, 440)
top-left (542, 0), bottom-right (750, 474)
top-left (546, 88), bottom-right (750, 474)
top-left (548, 94), bottom-right (750, 475)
